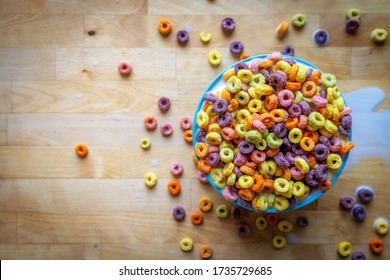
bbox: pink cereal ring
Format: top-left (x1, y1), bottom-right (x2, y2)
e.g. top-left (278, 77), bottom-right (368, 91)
top-left (278, 89), bottom-right (295, 108)
top-left (250, 150), bottom-right (266, 163)
top-left (221, 127), bottom-right (236, 140)
top-left (241, 83), bottom-right (250, 92)
top-left (118, 60), bottom-right (132, 76)
top-left (267, 51), bottom-right (283, 63)
top-left (312, 95), bottom-right (328, 108)
top-left (297, 115), bottom-right (308, 129)
top-left (340, 107), bottom-right (352, 118)
top-left (252, 119), bottom-right (267, 133)
top-left (198, 171), bottom-right (208, 183)
top-left (207, 145), bottom-right (220, 154)
top-left (171, 162), bottom-right (184, 176)
top-left (161, 122), bottom-right (173, 136)
top-left (180, 116), bottom-right (192, 130)
top-left (249, 59), bottom-right (261, 73)
top-left (291, 166), bottom-right (305, 180)
top-left (223, 186), bottom-right (239, 202)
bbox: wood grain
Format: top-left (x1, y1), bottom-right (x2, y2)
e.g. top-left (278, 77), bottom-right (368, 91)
top-left (0, 81), bottom-right (11, 113)
top-left (0, 114), bottom-right (6, 145)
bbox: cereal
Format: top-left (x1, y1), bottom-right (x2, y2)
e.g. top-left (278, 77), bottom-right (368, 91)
top-left (191, 211), bottom-right (204, 225)
top-left (236, 222), bottom-right (251, 238)
top-left (312, 29), bottom-right (330, 46)
top-left (296, 216), bottom-right (309, 227)
top-left (230, 40), bottom-right (244, 56)
top-left (199, 244), bottom-right (212, 259)
top-left (215, 204), bottom-right (230, 219)
top-left (199, 32), bottom-right (212, 43)
top-left (355, 185), bottom-right (374, 204)
top-left (277, 220), bottom-right (293, 233)
top-left (161, 122), bottom-right (173, 136)
top-left (281, 44), bottom-right (295, 56)
top-left (272, 234), bottom-right (287, 249)
top-left (144, 172), bottom-right (157, 188)
top-left (180, 116), bottom-right (192, 130)
top-left (144, 115), bottom-right (158, 131)
top-left (239, 53), bottom-right (250, 60)
top-left (351, 251), bottom-right (366, 260)
top-left (167, 179), bottom-right (181, 196)
top-left (183, 130), bottom-right (192, 143)
top-left (346, 8), bottom-right (361, 19)
top-left (158, 96), bottom-right (171, 112)
top-left (208, 50), bottom-right (222, 66)
top-left (339, 195), bottom-right (356, 210)
top-left (351, 204), bottom-right (366, 222)
top-left (158, 18), bottom-right (172, 35)
top-left (74, 144), bottom-right (88, 158)
top-left (117, 60), bottom-right (132, 76)
top-left (370, 29), bottom-right (387, 44)
top-left (266, 213), bottom-right (279, 225)
top-left (171, 162), bottom-right (183, 176)
top-left (177, 30), bottom-right (189, 44)
top-left (199, 196), bottom-right (213, 212)
top-left (373, 218), bottom-right (389, 236)
top-left (338, 241), bottom-right (353, 257)
top-left (231, 206), bottom-right (247, 220)
top-left (221, 17), bottom-right (236, 33)
top-left (346, 18), bottom-right (360, 33)
top-left (180, 237), bottom-right (193, 252)
top-left (173, 205), bottom-right (186, 221)
top-left (140, 137), bottom-right (151, 150)
top-left (275, 21), bottom-right (289, 37)
top-left (292, 14), bottom-right (307, 28)
top-left (369, 238), bottom-right (384, 254)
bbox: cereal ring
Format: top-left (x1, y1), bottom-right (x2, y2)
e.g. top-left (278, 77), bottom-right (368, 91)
top-left (339, 195), bottom-right (356, 210)
top-left (277, 220), bottom-right (293, 233)
top-left (355, 185), bottom-right (374, 204)
top-left (291, 181), bottom-right (305, 197)
top-left (158, 18), bottom-right (172, 35)
top-left (338, 241), bottom-right (353, 257)
top-left (208, 50), bottom-right (222, 66)
top-left (296, 216), bottom-right (309, 227)
top-left (300, 136), bottom-right (315, 152)
top-left (322, 73), bottom-right (337, 88)
top-left (272, 234), bottom-right (287, 249)
top-left (231, 206), bottom-right (247, 220)
top-left (167, 179), bottom-right (181, 196)
top-left (180, 237), bottom-right (193, 252)
top-left (144, 115), bottom-right (157, 130)
top-left (237, 69), bottom-right (253, 83)
top-left (161, 122), bottom-right (173, 136)
top-left (274, 196), bottom-right (289, 211)
top-left (281, 44), bottom-right (295, 56)
top-left (199, 196), bottom-right (213, 212)
top-left (255, 216), bottom-right (268, 230)
top-left (180, 116), bottom-right (192, 130)
top-left (351, 204), bottom-right (366, 222)
top-left (369, 238), bottom-right (384, 254)
top-left (177, 30), bottom-right (189, 44)
top-left (236, 222), bottom-right (251, 238)
top-left (275, 21), bottom-right (289, 37)
top-left (139, 137), bottom-right (151, 150)
top-left (373, 218), bottom-right (389, 236)
top-left (199, 32), bottom-right (212, 43)
top-left (351, 251), bottom-right (366, 260)
top-left (191, 211), bottom-right (204, 225)
top-left (75, 144), bottom-right (88, 158)
top-left (183, 130), bottom-right (192, 143)
top-left (230, 40), bottom-right (244, 55)
top-left (371, 28), bottom-right (387, 44)
top-left (195, 142), bottom-right (208, 159)
top-left (144, 172), bottom-right (157, 188)
top-left (199, 244), bottom-right (212, 259)
top-left (347, 8), bottom-right (361, 19)
top-left (197, 171), bottom-right (208, 183)
top-left (295, 157), bottom-right (310, 174)
top-left (301, 81), bottom-right (317, 97)
top-left (158, 96), bottom-right (171, 112)
top-left (226, 76), bottom-right (242, 93)
top-left (312, 29), bottom-right (330, 46)
top-left (239, 53), bottom-right (250, 60)
top-left (223, 186), bottom-right (239, 202)
top-left (172, 205), bottom-right (186, 221)
top-left (221, 17), bottom-right (236, 32)
top-left (215, 204), bottom-right (230, 219)
top-left (118, 60), bottom-right (132, 76)
top-left (326, 153), bottom-right (342, 169)
top-left (292, 14), bottom-right (307, 28)
top-left (346, 18), bottom-right (360, 33)
top-left (171, 162), bottom-right (183, 176)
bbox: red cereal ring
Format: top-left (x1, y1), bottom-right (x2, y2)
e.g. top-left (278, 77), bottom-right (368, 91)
top-left (318, 179), bottom-right (331, 191)
top-left (168, 179), bottom-right (181, 196)
top-left (369, 237), bottom-right (384, 254)
top-left (191, 212), bottom-right (204, 225)
top-left (144, 115), bottom-right (158, 130)
top-left (75, 144), bottom-right (88, 158)
top-left (266, 213), bottom-right (280, 225)
top-left (118, 60), bottom-right (132, 76)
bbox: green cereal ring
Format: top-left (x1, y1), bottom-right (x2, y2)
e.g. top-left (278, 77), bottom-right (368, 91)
top-left (321, 73), bottom-right (337, 88)
top-left (337, 241), bottom-right (352, 257)
top-left (215, 204), bottom-right (230, 219)
top-left (210, 168), bottom-right (223, 181)
top-left (236, 109), bottom-right (251, 124)
top-left (238, 175), bottom-right (254, 188)
top-left (180, 237), bottom-right (194, 252)
top-left (266, 132), bottom-right (283, 149)
top-left (237, 69), bottom-right (253, 83)
top-left (277, 220), bottom-right (293, 233)
top-left (295, 158), bottom-right (310, 174)
top-left (324, 119), bottom-right (338, 133)
top-left (276, 60), bottom-right (291, 74)
top-left (226, 76), bottom-right (242, 93)
top-left (140, 137), bottom-right (151, 150)
top-left (327, 153), bottom-right (342, 169)
top-left (235, 91), bottom-right (250, 105)
top-left (292, 181), bottom-right (306, 197)
top-left (288, 127), bottom-right (303, 144)
top-left (248, 99), bottom-right (263, 113)
top-left (215, 178), bottom-right (227, 189)
top-left (294, 90), bottom-right (304, 104)
top-left (292, 14), bottom-right (307, 28)
top-left (250, 73), bottom-right (266, 87)
top-left (347, 8), bottom-right (361, 19)
top-left (227, 172), bottom-right (237, 186)
top-left (255, 139), bottom-right (267, 151)
top-left (274, 178), bottom-right (290, 194)
top-left (220, 147), bottom-right (234, 163)
top-left (219, 140), bottom-right (234, 150)
top-left (259, 161), bottom-right (270, 175)
top-left (308, 112), bottom-right (325, 130)
top-left (272, 234), bottom-right (287, 249)
top-left (332, 86), bottom-right (341, 99)
top-left (267, 160), bottom-right (277, 176)
top-left (144, 172), bottom-right (157, 188)
top-left (255, 216), bottom-right (268, 230)
top-left (196, 111), bottom-right (209, 129)
top-left (256, 195), bottom-right (269, 211)
top-left (235, 123), bottom-right (247, 138)
top-left (248, 86), bottom-right (261, 99)
top-left (245, 130), bottom-right (262, 144)
top-left (208, 50), bottom-right (222, 66)
top-left (371, 28), bottom-right (388, 44)
top-left (274, 196), bottom-right (289, 211)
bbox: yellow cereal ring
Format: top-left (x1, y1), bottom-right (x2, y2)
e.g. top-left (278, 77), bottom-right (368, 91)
top-left (295, 157), bottom-right (310, 174)
top-left (255, 216), bottom-right (268, 230)
top-left (200, 32), bottom-right (212, 43)
top-left (337, 241), bottom-right (352, 257)
top-left (144, 172), bottom-right (157, 188)
top-left (274, 178), bottom-right (290, 194)
top-left (196, 111), bottom-right (209, 129)
top-left (274, 196), bottom-right (289, 211)
top-left (238, 175), bottom-right (254, 188)
top-left (180, 237), bottom-right (194, 252)
top-left (272, 234), bottom-right (287, 249)
top-left (237, 69), bottom-right (253, 83)
top-left (276, 60), bottom-right (291, 74)
top-left (277, 220), bottom-right (293, 233)
top-left (208, 50), bottom-right (222, 66)
top-left (205, 132), bottom-right (222, 145)
top-left (327, 153), bottom-right (342, 169)
top-left (292, 181), bottom-right (306, 197)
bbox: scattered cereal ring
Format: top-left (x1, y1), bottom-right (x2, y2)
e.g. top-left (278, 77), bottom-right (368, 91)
top-left (351, 204), bottom-right (366, 222)
top-left (355, 185), bottom-right (374, 204)
top-left (74, 144), bottom-right (88, 158)
top-left (177, 30), bottom-right (189, 44)
top-left (369, 238), bottom-right (384, 254)
top-left (312, 29), bottom-right (330, 46)
top-left (171, 162), bottom-right (183, 176)
top-left (266, 213), bottom-right (279, 225)
top-left (144, 115), bottom-right (157, 131)
top-left (231, 206), bottom-right (247, 220)
top-left (180, 116), bottom-right (192, 130)
top-left (172, 205), bottom-right (186, 221)
top-left (199, 244), bottom-right (212, 259)
top-left (191, 211), bottom-right (204, 225)
top-left (239, 53), bottom-right (250, 60)
top-left (161, 122), bottom-right (173, 136)
top-left (215, 204), bottom-right (230, 219)
top-left (221, 17), bottom-right (236, 32)
top-left (140, 137), bottom-right (151, 150)
top-left (158, 18), bottom-right (172, 35)
top-left (208, 50), bottom-right (222, 66)
top-left (183, 130), bottom-right (192, 143)
top-left (199, 196), bottom-right (213, 212)
top-left (275, 21), bottom-right (289, 37)
top-left (117, 60), bottom-right (132, 76)
top-left (346, 18), bottom-right (360, 33)
top-left (370, 29), bottom-right (387, 44)
top-left (373, 218), bottom-right (389, 236)
top-left (296, 216), bottom-right (309, 227)
top-left (158, 96), bottom-right (171, 112)
top-left (236, 222), bottom-right (251, 238)
top-left (277, 220), bottom-right (293, 233)
top-left (351, 251), bottom-right (366, 260)
top-left (167, 179), bottom-right (181, 196)
top-left (339, 195), bottom-right (356, 210)
top-left (199, 32), bottom-right (212, 43)
top-left (144, 172), bottom-right (157, 188)
top-left (346, 8), bottom-right (361, 19)
top-left (338, 241), bottom-right (353, 257)
top-left (292, 14), bottom-right (307, 28)
top-left (255, 216), bottom-right (268, 230)
top-left (281, 44), bottom-right (295, 56)
top-left (180, 237), bottom-right (193, 252)
top-left (272, 234), bottom-right (287, 249)
top-left (230, 40), bottom-right (244, 55)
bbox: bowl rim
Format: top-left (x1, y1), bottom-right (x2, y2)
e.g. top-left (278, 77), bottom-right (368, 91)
top-left (192, 54), bottom-right (351, 213)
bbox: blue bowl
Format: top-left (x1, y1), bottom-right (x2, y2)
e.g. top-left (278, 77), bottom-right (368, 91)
top-left (192, 54), bottom-right (351, 213)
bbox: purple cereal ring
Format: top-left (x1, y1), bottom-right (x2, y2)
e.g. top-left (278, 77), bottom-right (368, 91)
top-left (208, 152), bottom-right (221, 167)
top-left (230, 40), bottom-right (244, 55)
top-left (231, 206), bottom-right (247, 220)
top-left (214, 99), bottom-right (228, 114)
top-left (172, 205), bottom-right (186, 221)
top-left (223, 186), bottom-right (239, 202)
top-left (313, 143), bottom-right (329, 161)
top-left (221, 17), bottom-right (236, 32)
top-left (197, 171), bottom-right (208, 183)
top-left (329, 137), bottom-right (342, 152)
top-left (249, 59), bottom-right (261, 73)
top-left (291, 166), bottom-right (305, 180)
top-left (296, 216), bottom-right (309, 227)
top-left (305, 169), bottom-right (319, 187)
top-left (286, 152), bottom-right (298, 165)
top-left (288, 104), bottom-right (302, 118)
top-left (314, 164), bottom-right (329, 181)
top-left (238, 140), bottom-right (254, 154)
top-left (312, 29), bottom-right (330, 46)
top-left (177, 30), bottom-right (189, 44)
top-left (278, 89), bottom-right (295, 108)
top-left (281, 44), bottom-right (295, 56)
top-left (351, 251), bottom-right (366, 260)
top-left (291, 144), bottom-right (304, 155)
top-left (346, 17), bottom-right (360, 33)
top-left (195, 130), bottom-right (206, 143)
top-left (341, 114), bottom-right (352, 130)
top-left (234, 61), bottom-right (249, 73)
top-left (204, 92), bottom-right (218, 103)
top-left (237, 197), bottom-right (252, 209)
top-left (234, 166), bottom-right (243, 177)
top-left (269, 71), bottom-right (287, 89)
top-left (281, 137), bottom-right (291, 152)
top-left (319, 135), bottom-right (330, 147)
top-left (299, 100), bottom-right (311, 116)
top-left (158, 96), bottom-right (171, 112)
top-left (233, 152), bottom-right (247, 166)
top-left (338, 125), bottom-right (351, 137)
top-left (305, 68), bottom-right (313, 82)
top-left (218, 112), bottom-right (233, 127)
top-left (274, 152), bottom-right (290, 168)
top-left (283, 57), bottom-right (296, 65)
top-left (339, 195), bottom-right (356, 210)
top-left (351, 204), bottom-right (367, 222)
top-left (161, 122), bottom-right (173, 136)
top-left (236, 222), bottom-right (251, 238)
top-left (312, 95), bottom-right (328, 107)
top-left (171, 162), bottom-right (184, 176)
top-left (319, 88), bottom-right (327, 99)
top-left (340, 107), bottom-right (352, 118)
top-left (273, 123), bottom-right (288, 138)
top-left (289, 196), bottom-right (297, 208)
top-left (355, 186), bottom-right (374, 204)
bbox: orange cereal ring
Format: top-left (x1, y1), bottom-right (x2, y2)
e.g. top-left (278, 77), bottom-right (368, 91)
top-left (183, 130), bottom-right (192, 143)
top-left (339, 142), bottom-right (355, 156)
top-left (202, 101), bottom-right (212, 111)
top-left (316, 107), bottom-right (328, 118)
top-left (300, 136), bottom-right (315, 151)
top-left (303, 130), bottom-right (319, 144)
top-left (191, 211), bottom-right (204, 225)
top-left (199, 244), bottom-right (212, 259)
top-left (221, 88), bottom-right (232, 102)
top-left (285, 117), bottom-right (299, 130)
top-left (259, 60), bottom-right (273, 68)
top-left (276, 21), bottom-right (290, 37)
top-left (318, 179), bottom-right (331, 191)
top-left (192, 151), bottom-right (199, 165)
top-left (240, 165), bottom-right (255, 176)
top-left (263, 179), bottom-right (275, 193)
top-left (197, 159), bottom-right (211, 173)
top-left (260, 113), bottom-right (276, 128)
top-left (288, 64), bottom-right (299, 81)
top-left (239, 53), bottom-right (250, 60)
top-left (238, 188), bottom-right (256, 201)
top-left (281, 168), bottom-right (291, 181)
top-left (244, 115), bottom-right (254, 130)
top-left (311, 70), bottom-right (322, 86)
top-left (158, 18), bottom-right (172, 35)
top-left (285, 82), bottom-right (302, 91)
top-left (144, 115), bottom-right (158, 130)
top-left (250, 174), bottom-right (265, 192)
top-left (75, 144), bottom-right (88, 158)
top-left (369, 238), bottom-right (384, 254)
top-left (199, 196), bottom-right (213, 212)
top-left (265, 94), bottom-right (279, 111)
top-left (195, 142), bottom-right (208, 158)
top-left (266, 148), bottom-right (279, 158)
top-left (252, 195), bottom-right (261, 210)
top-left (307, 154), bottom-right (317, 168)
top-left (168, 179), bottom-right (181, 196)
top-left (301, 81), bottom-right (317, 97)
top-left (223, 68), bottom-right (236, 81)
top-left (228, 98), bottom-right (239, 112)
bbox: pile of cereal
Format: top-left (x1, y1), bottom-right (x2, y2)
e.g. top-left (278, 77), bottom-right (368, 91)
top-left (194, 52), bottom-right (354, 212)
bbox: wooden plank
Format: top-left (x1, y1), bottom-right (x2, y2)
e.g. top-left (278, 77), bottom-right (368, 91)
top-left (0, 81), bottom-right (11, 113)
top-left (0, 48), bottom-right (56, 81)
top-left (0, 179), bottom-right (17, 211)
top-left (56, 48), bottom-right (176, 81)
top-left (0, 146), bottom-right (121, 179)
top-left (0, 0), bottom-right (147, 15)
top-left (0, 212), bottom-right (17, 243)
top-left (0, 114), bottom-right (6, 145)
top-left (11, 80), bottom-right (177, 113)
top-left (352, 47), bottom-right (390, 79)
top-left (0, 15), bottom-right (83, 48)
top-left (148, 0), bottom-right (269, 15)
top-left (0, 244), bottom-right (85, 260)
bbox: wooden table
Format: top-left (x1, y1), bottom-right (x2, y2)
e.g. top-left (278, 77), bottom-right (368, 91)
top-left (0, 0), bottom-right (389, 260)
